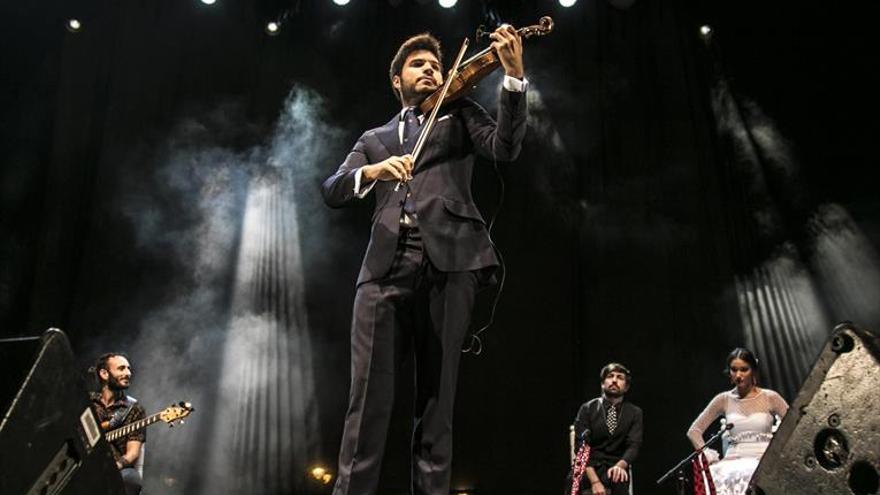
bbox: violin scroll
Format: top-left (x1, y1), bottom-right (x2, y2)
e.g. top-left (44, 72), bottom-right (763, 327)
top-left (522, 16), bottom-right (554, 39)
top-left (475, 16), bottom-right (554, 43)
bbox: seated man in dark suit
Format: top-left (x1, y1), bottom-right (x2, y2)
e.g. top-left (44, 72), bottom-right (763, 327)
top-left (570, 363), bottom-right (643, 495)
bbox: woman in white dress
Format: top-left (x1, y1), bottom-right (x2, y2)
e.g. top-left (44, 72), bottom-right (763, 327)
top-left (686, 348), bottom-right (789, 495)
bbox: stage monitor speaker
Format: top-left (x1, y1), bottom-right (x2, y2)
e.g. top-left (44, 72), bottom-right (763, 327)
top-left (0, 328), bottom-right (125, 495)
top-left (749, 322), bottom-right (880, 495)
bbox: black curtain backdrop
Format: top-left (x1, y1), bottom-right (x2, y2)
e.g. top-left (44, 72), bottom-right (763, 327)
top-left (2, 1), bottom-right (878, 494)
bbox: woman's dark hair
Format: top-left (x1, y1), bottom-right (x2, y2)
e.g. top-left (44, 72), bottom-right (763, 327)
top-left (388, 33), bottom-right (443, 102)
top-left (725, 347), bottom-right (760, 382)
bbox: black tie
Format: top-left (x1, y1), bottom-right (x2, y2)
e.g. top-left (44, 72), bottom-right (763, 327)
top-left (402, 107), bottom-right (422, 155)
top-left (606, 403), bottom-right (618, 435)
top-left (398, 108), bottom-right (422, 226)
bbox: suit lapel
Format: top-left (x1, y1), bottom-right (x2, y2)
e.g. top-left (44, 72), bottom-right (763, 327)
top-left (616, 402), bottom-right (629, 436)
top-left (374, 114), bottom-right (401, 157)
top-left (595, 400), bottom-right (610, 437)
top-left (371, 108), bottom-right (454, 174)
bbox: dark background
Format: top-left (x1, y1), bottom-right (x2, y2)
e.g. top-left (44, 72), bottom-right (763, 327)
top-left (2, 0), bottom-right (878, 494)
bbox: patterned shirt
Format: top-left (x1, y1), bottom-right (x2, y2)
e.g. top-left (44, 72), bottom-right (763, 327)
top-left (91, 393), bottom-right (146, 463)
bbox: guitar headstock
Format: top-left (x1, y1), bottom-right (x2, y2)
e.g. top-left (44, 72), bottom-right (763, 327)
top-left (159, 401), bottom-right (194, 425)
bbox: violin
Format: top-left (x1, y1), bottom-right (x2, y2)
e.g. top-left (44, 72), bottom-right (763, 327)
top-left (396, 16), bottom-right (554, 191)
top-left (418, 16), bottom-right (554, 115)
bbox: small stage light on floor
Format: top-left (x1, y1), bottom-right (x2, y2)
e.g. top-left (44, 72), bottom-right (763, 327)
top-left (66, 18), bottom-right (82, 33)
top-left (265, 21), bottom-right (281, 36)
top-left (310, 466), bottom-right (333, 485)
top-left (439, 0), bottom-right (457, 8)
top-left (559, 0), bottom-right (577, 7)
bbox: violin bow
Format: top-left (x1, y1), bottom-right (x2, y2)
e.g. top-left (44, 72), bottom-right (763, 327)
top-left (395, 37), bottom-right (470, 191)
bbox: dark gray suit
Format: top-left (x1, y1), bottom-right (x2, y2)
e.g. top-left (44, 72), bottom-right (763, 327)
top-left (569, 398), bottom-right (643, 495)
top-left (322, 88), bottom-right (527, 495)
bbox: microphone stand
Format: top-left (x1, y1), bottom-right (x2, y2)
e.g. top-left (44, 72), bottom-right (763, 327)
top-left (656, 424), bottom-right (732, 495)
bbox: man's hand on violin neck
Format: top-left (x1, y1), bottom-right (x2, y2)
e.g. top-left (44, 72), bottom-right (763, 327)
top-left (490, 24), bottom-right (524, 79)
top-left (363, 155), bottom-right (414, 182)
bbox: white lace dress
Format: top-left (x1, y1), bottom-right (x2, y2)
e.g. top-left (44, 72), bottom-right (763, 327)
top-left (687, 388), bottom-right (789, 495)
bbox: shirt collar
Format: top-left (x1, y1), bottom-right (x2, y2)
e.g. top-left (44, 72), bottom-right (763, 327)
top-left (602, 397), bottom-right (623, 410)
top-left (91, 391), bottom-right (128, 408)
top-left (399, 106), bottom-right (425, 120)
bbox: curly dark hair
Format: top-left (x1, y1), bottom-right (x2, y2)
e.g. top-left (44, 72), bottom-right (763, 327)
top-left (388, 33), bottom-right (443, 102)
top-left (94, 352), bottom-right (129, 383)
top-left (600, 362), bottom-right (632, 385)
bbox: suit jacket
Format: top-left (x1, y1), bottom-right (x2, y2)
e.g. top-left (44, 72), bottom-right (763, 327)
top-left (321, 89), bottom-right (527, 286)
top-left (573, 397), bottom-right (643, 468)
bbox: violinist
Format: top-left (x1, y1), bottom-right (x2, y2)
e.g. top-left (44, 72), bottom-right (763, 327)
top-left (321, 25), bottom-right (528, 495)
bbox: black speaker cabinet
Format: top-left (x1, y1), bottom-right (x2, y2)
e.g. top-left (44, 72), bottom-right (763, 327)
top-left (750, 322), bottom-right (880, 495)
top-left (0, 328), bottom-right (125, 495)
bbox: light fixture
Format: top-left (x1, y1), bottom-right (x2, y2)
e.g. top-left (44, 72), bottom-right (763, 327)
top-left (265, 21), bottom-right (281, 36)
top-left (310, 466), bottom-right (333, 484)
top-left (699, 24), bottom-right (713, 44)
top-left (559, 0), bottom-right (577, 7)
top-left (439, 0), bottom-right (457, 8)
top-left (66, 18), bottom-right (82, 33)
top-left (200, 0), bottom-right (217, 4)
top-left (332, 0), bottom-right (350, 6)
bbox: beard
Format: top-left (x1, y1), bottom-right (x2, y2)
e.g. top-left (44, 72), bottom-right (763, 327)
top-left (400, 79), bottom-right (434, 106)
top-left (603, 386), bottom-right (624, 398)
top-left (107, 374), bottom-right (130, 391)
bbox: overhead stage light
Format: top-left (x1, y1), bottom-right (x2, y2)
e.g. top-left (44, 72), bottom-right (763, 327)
top-left (265, 21), bottom-right (281, 36)
top-left (200, 0), bottom-right (217, 4)
top-left (699, 24), bottom-right (713, 44)
top-left (559, 0), bottom-right (577, 7)
top-left (66, 18), bottom-right (82, 33)
top-left (332, 0), bottom-right (350, 6)
top-left (439, 0), bottom-right (457, 8)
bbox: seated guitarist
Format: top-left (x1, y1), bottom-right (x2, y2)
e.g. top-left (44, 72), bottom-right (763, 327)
top-left (91, 352), bottom-right (145, 495)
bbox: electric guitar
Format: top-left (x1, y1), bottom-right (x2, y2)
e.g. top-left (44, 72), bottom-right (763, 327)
top-left (105, 401), bottom-right (194, 442)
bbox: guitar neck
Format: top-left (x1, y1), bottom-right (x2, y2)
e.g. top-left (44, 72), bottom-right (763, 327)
top-left (105, 412), bottom-right (162, 442)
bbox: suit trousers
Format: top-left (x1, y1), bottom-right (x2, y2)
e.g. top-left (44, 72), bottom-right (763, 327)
top-left (566, 463), bottom-right (631, 495)
top-left (333, 227), bottom-right (479, 495)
